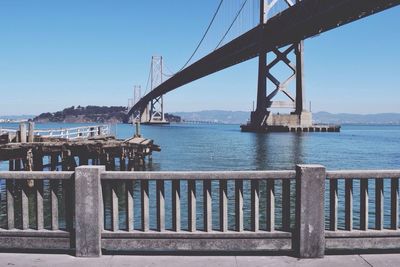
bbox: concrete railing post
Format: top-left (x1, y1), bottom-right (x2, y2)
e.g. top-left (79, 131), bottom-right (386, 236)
top-left (75, 166), bottom-right (105, 257)
top-left (294, 164), bottom-right (326, 258)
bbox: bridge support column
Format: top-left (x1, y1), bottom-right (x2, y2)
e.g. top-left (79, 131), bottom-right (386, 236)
top-left (244, 39), bottom-right (311, 132)
top-left (241, 0), bottom-right (313, 132)
top-left (249, 0), bottom-right (269, 127)
top-left (141, 105), bottom-right (150, 123)
top-left (252, 50), bottom-right (269, 127)
top-left (295, 41), bottom-right (305, 115)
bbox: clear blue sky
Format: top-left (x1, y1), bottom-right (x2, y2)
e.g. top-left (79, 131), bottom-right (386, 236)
top-left (0, 0), bottom-right (399, 115)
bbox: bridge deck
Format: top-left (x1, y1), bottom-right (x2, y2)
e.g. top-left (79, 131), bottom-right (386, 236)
top-left (128, 0), bottom-right (400, 117)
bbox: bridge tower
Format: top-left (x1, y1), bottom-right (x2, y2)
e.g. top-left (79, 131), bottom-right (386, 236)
top-left (243, 0), bottom-right (312, 132)
top-left (133, 85), bottom-right (144, 122)
top-left (142, 56), bottom-right (169, 125)
top-left (128, 85), bottom-right (145, 123)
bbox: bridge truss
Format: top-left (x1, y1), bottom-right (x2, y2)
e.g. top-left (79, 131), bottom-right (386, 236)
top-left (251, 0), bottom-right (309, 128)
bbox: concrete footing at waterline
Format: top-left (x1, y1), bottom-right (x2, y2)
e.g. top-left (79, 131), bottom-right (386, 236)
top-left (241, 112), bottom-right (341, 133)
top-left (141, 121), bottom-right (170, 126)
top-left (241, 124), bottom-right (341, 133)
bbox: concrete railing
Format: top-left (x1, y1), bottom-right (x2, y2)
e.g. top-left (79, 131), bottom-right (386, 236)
top-left (0, 165), bottom-right (399, 258)
top-left (325, 170), bottom-right (400, 251)
top-left (0, 171), bottom-right (74, 251)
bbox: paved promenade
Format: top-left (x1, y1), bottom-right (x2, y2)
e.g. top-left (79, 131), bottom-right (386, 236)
top-left (1, 253), bottom-right (400, 267)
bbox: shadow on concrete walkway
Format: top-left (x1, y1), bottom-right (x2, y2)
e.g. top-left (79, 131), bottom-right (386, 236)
top-left (1, 253), bottom-right (400, 267)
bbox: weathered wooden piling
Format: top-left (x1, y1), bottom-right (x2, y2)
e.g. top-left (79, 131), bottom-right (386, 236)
top-left (0, 123), bottom-right (160, 172)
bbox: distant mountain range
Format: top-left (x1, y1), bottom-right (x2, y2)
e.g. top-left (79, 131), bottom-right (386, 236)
top-left (0, 115), bottom-right (35, 120)
top-left (175, 110), bottom-right (400, 125)
top-left (175, 110), bottom-right (249, 124)
top-left (313, 112), bottom-right (400, 125)
top-left (2, 110), bottom-right (400, 125)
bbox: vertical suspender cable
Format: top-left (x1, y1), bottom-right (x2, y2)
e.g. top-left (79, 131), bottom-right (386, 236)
top-left (215, 0), bottom-right (249, 50)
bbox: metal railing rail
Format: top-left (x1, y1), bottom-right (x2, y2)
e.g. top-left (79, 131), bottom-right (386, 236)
top-left (1, 124), bottom-right (111, 141)
top-left (34, 125), bottom-right (110, 140)
top-left (0, 128), bottom-right (18, 134)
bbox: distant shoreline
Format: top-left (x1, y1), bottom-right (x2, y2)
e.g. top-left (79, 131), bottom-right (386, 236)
top-left (2, 109), bottom-right (400, 125)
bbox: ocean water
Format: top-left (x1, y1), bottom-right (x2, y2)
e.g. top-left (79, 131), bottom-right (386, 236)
top-left (1, 123), bottom-right (400, 231)
top-left (129, 123), bottom-right (400, 171)
top-left (2, 122), bottom-right (399, 171)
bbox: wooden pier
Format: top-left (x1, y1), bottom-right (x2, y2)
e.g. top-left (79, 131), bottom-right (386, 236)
top-left (0, 123), bottom-right (160, 172)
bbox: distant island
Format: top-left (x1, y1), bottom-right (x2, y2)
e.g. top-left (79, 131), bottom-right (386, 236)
top-left (32, 106), bottom-right (181, 123)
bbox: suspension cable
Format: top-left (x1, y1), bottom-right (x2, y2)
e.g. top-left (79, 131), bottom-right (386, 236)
top-left (177, 0), bottom-right (224, 73)
top-left (162, 63), bottom-right (176, 78)
top-left (144, 63), bottom-right (152, 95)
top-left (146, 0), bottom-right (248, 85)
top-left (215, 0), bottom-right (248, 50)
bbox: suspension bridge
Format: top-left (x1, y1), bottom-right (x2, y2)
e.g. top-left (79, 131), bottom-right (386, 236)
top-left (128, 0), bottom-right (399, 132)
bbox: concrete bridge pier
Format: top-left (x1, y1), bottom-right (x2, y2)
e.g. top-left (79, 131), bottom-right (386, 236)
top-left (241, 1), bottom-right (337, 133)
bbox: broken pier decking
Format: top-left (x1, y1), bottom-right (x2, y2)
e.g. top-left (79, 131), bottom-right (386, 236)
top-left (0, 123), bottom-right (160, 171)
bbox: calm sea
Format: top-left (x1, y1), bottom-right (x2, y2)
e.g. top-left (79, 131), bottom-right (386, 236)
top-left (130, 123), bottom-right (400, 171)
top-left (2, 122), bottom-right (399, 171)
top-left (1, 123), bottom-right (399, 231)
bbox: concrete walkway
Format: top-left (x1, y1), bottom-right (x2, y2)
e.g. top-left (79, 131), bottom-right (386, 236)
top-left (1, 253), bottom-right (400, 267)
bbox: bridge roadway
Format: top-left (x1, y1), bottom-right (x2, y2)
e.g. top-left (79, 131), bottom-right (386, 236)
top-left (128, 0), bottom-right (400, 117)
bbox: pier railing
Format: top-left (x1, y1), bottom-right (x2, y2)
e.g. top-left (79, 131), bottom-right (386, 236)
top-left (0, 165), bottom-right (400, 258)
top-left (0, 128), bottom-right (18, 135)
top-left (34, 125), bottom-right (111, 140)
top-left (1, 123), bottom-right (111, 143)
